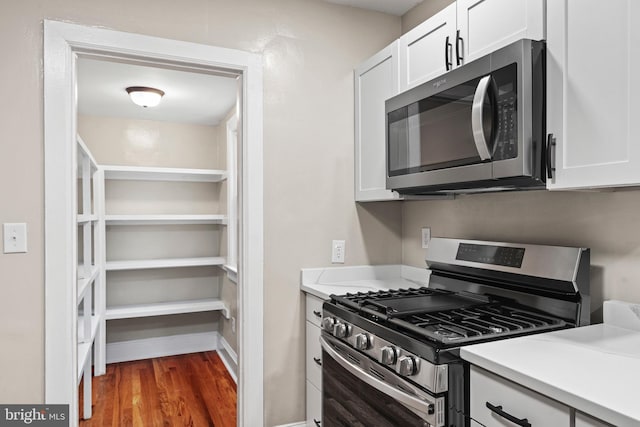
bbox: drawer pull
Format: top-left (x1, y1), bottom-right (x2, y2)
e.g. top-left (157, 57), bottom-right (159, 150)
top-left (313, 419), bottom-right (321, 427)
top-left (486, 402), bottom-right (531, 427)
top-left (313, 357), bottom-right (322, 366)
top-left (313, 310), bottom-right (322, 318)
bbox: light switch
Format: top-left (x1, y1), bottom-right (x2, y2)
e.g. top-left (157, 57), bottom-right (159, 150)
top-left (3, 223), bottom-right (28, 253)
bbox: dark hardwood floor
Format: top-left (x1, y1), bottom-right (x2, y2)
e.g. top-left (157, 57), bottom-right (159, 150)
top-left (79, 351), bottom-right (236, 427)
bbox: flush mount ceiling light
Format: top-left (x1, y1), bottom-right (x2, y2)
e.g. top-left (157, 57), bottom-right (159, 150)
top-left (125, 86), bottom-right (165, 108)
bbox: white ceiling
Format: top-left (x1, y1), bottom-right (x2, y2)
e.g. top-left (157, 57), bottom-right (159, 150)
top-left (324, 0), bottom-right (424, 16)
top-left (77, 57), bottom-right (238, 126)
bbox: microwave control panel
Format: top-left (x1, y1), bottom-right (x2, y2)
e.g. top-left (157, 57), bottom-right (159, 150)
top-left (493, 92), bottom-right (518, 161)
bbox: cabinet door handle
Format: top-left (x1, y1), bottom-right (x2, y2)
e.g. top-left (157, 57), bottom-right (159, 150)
top-left (546, 133), bottom-right (556, 179)
top-left (455, 29), bottom-right (463, 66)
top-left (313, 357), bottom-right (322, 366)
top-left (314, 419), bottom-right (321, 427)
top-left (445, 36), bottom-right (452, 71)
top-left (486, 402), bottom-right (531, 427)
top-left (313, 310), bottom-right (322, 318)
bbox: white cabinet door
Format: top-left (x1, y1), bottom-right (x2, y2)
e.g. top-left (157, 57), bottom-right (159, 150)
top-left (470, 366), bottom-right (571, 427)
top-left (547, 0), bottom-right (640, 190)
top-left (354, 41), bottom-right (402, 202)
top-left (575, 411), bottom-right (614, 427)
top-left (457, 0), bottom-right (545, 65)
top-left (399, 3), bottom-right (457, 91)
top-left (306, 380), bottom-right (322, 427)
top-left (305, 321), bottom-right (322, 390)
top-left (305, 294), bottom-right (324, 327)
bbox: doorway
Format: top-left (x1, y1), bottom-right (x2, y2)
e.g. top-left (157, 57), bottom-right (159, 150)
top-left (44, 20), bottom-right (263, 427)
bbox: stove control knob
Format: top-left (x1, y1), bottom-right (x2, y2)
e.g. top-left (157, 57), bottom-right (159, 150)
top-left (355, 333), bottom-right (372, 350)
top-left (322, 317), bottom-right (335, 332)
top-left (333, 322), bottom-right (352, 338)
top-left (380, 346), bottom-right (398, 365)
top-left (397, 356), bottom-right (418, 376)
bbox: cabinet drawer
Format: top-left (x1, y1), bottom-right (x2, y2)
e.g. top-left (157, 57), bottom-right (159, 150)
top-left (306, 380), bottom-right (322, 427)
top-left (470, 366), bottom-right (571, 427)
top-left (306, 321), bottom-right (322, 389)
top-left (305, 294), bottom-right (324, 327)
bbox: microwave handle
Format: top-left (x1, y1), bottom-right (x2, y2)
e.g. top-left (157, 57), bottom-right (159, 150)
top-left (471, 75), bottom-right (493, 161)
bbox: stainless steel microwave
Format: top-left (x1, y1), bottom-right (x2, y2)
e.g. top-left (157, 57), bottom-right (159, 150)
top-left (386, 39), bottom-right (547, 194)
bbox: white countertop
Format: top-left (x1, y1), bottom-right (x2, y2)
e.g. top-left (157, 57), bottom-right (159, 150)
top-left (461, 300), bottom-right (640, 427)
top-left (300, 264), bottom-right (430, 300)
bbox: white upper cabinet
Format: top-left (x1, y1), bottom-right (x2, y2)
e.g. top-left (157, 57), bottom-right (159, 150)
top-left (354, 41), bottom-right (402, 201)
top-left (356, 1), bottom-right (547, 201)
top-left (399, 0), bottom-right (544, 91)
top-left (457, 0), bottom-right (545, 65)
top-left (547, 0), bottom-right (640, 190)
top-left (399, 3), bottom-right (457, 91)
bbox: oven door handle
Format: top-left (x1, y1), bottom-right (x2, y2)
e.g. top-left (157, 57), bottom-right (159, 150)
top-left (320, 336), bottom-right (438, 423)
top-left (471, 74), bottom-right (494, 161)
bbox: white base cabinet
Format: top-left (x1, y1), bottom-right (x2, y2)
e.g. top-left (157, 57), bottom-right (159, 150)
top-left (470, 366), bottom-right (571, 427)
top-left (470, 366), bottom-right (616, 427)
top-left (546, 0), bottom-right (640, 190)
top-left (306, 381), bottom-right (322, 427)
top-left (305, 294), bottom-right (324, 426)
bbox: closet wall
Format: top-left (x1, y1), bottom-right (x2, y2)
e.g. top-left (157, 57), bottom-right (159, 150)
top-left (78, 114), bottom-right (235, 351)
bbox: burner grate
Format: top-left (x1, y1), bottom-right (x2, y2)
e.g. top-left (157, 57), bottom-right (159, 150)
top-left (398, 304), bottom-right (567, 344)
top-left (330, 287), bottom-right (567, 346)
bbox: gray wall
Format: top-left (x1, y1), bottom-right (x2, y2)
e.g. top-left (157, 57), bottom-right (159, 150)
top-left (0, 1), bottom-right (402, 425)
top-left (402, 0), bottom-right (455, 33)
top-left (402, 190), bottom-right (640, 322)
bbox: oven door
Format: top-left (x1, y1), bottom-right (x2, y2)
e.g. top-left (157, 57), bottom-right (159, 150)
top-left (320, 335), bottom-right (445, 427)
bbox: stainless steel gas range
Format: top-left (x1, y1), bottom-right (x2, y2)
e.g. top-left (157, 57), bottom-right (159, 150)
top-left (320, 238), bottom-right (590, 427)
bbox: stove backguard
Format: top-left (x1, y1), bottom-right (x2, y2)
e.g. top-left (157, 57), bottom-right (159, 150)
top-left (425, 238), bottom-right (590, 326)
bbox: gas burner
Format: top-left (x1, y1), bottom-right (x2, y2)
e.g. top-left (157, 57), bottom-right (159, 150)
top-left (331, 287), bottom-right (567, 346)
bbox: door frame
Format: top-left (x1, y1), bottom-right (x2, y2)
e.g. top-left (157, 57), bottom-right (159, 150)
top-left (43, 20), bottom-right (263, 426)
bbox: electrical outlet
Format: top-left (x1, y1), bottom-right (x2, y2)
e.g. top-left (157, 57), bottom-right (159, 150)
top-left (231, 316), bottom-right (236, 334)
top-left (421, 227), bottom-right (431, 249)
top-left (332, 240), bottom-right (345, 263)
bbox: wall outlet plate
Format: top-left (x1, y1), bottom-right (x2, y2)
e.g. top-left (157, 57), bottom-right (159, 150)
top-left (421, 227), bottom-right (431, 249)
top-left (332, 240), bottom-right (345, 263)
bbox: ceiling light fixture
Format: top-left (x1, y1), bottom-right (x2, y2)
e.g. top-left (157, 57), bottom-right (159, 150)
top-left (125, 86), bottom-right (165, 108)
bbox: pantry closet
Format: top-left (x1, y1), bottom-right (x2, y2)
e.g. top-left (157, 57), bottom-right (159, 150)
top-left (74, 55), bottom-right (240, 420)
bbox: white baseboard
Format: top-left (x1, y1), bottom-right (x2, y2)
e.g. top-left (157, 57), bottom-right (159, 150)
top-left (275, 423), bottom-right (306, 427)
top-left (106, 331), bottom-right (219, 364)
top-left (217, 335), bottom-right (238, 384)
